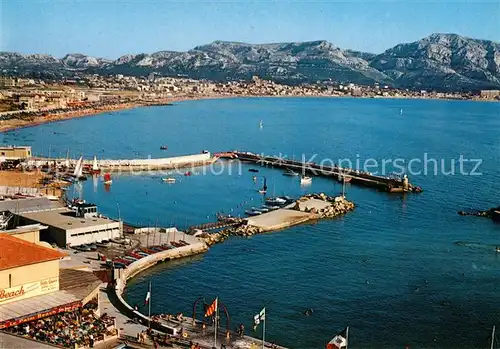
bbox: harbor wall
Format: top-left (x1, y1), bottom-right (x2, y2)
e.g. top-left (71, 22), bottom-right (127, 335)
top-left (113, 237), bottom-right (208, 335)
top-left (28, 153), bottom-right (216, 171)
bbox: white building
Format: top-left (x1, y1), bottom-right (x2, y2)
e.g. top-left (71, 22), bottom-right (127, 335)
top-left (16, 201), bottom-right (122, 247)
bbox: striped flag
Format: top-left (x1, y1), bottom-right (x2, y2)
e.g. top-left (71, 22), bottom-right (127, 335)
top-left (205, 297), bottom-right (218, 317)
top-left (253, 307), bottom-right (265, 326)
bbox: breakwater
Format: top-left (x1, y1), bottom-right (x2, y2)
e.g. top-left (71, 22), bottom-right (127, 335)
top-left (28, 153), bottom-right (216, 172)
top-left (217, 151), bottom-right (423, 193)
top-left (202, 193), bottom-right (355, 245)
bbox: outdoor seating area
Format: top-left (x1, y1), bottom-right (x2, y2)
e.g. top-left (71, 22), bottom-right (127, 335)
top-left (5, 299), bottom-right (118, 348)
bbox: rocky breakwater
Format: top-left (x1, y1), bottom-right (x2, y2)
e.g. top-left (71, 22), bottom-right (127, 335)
top-left (291, 193), bottom-right (355, 218)
top-left (200, 193), bottom-right (355, 245)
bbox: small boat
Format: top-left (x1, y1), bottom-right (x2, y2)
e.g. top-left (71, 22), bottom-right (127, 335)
top-left (72, 156), bottom-right (87, 181)
top-left (266, 197), bottom-right (286, 205)
top-left (249, 169), bottom-right (259, 173)
top-left (259, 207), bottom-right (270, 213)
top-left (162, 177), bottom-right (176, 183)
top-left (245, 210), bottom-right (262, 216)
top-left (184, 171), bottom-right (192, 176)
top-left (103, 172), bottom-right (113, 185)
top-left (259, 120), bottom-right (263, 129)
top-left (300, 175), bottom-right (312, 184)
top-left (258, 177), bottom-right (267, 194)
top-left (283, 169), bottom-right (299, 176)
top-left (160, 145), bottom-right (168, 150)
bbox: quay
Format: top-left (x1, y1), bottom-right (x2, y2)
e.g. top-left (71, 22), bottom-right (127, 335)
top-left (216, 151), bottom-right (423, 193)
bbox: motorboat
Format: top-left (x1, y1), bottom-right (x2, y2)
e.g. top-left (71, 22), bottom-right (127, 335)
top-left (160, 145), bottom-right (168, 150)
top-left (249, 169), bottom-right (259, 173)
top-left (300, 175), bottom-right (312, 184)
top-left (245, 210), bottom-right (262, 216)
top-left (265, 197), bottom-right (287, 205)
top-left (162, 177), bottom-right (176, 183)
top-left (184, 171), bottom-right (192, 176)
top-left (259, 207), bottom-right (270, 213)
top-left (283, 168), bottom-right (299, 176)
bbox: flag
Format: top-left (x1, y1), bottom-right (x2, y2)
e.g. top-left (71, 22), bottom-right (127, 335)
top-left (253, 307), bottom-right (266, 328)
top-left (144, 290), bottom-right (151, 305)
top-left (205, 298), bottom-right (218, 317)
top-left (327, 327), bottom-right (348, 349)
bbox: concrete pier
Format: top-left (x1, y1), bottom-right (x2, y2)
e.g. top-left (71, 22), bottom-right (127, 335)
top-left (217, 151), bottom-right (423, 193)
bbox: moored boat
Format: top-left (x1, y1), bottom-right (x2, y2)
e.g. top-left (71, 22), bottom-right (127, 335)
top-left (300, 175), bottom-right (312, 184)
top-left (162, 177), bottom-right (176, 183)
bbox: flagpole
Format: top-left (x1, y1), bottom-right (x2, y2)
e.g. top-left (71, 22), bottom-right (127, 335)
top-left (262, 309), bottom-right (266, 349)
top-left (148, 281), bottom-right (152, 328)
top-left (345, 326), bottom-right (349, 349)
top-left (214, 297), bottom-right (218, 348)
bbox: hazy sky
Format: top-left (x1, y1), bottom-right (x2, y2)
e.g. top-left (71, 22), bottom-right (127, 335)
top-left (2, 0), bottom-right (499, 58)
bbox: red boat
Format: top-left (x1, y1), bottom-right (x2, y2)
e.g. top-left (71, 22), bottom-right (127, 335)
top-left (103, 172), bottom-right (112, 185)
top-left (184, 171), bottom-right (192, 176)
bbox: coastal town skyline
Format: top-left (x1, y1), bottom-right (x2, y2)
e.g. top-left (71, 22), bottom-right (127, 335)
top-left (2, 0), bottom-right (499, 58)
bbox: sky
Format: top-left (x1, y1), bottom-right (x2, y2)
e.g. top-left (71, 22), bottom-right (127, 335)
top-left (1, 0), bottom-right (499, 58)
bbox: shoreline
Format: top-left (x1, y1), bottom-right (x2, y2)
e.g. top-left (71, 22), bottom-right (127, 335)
top-left (0, 93), bottom-right (496, 134)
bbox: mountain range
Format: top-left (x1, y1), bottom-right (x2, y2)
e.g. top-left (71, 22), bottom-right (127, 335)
top-left (1, 33), bottom-right (499, 91)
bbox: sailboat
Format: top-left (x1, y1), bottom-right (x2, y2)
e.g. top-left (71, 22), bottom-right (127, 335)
top-left (258, 177), bottom-right (267, 194)
top-left (400, 108), bottom-right (403, 115)
top-left (103, 172), bottom-right (113, 185)
top-left (90, 155), bottom-right (101, 175)
top-left (259, 120), bottom-right (263, 129)
top-left (72, 156), bottom-right (86, 181)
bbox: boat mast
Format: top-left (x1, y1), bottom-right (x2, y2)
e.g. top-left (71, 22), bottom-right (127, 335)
top-left (492, 325), bottom-right (496, 349)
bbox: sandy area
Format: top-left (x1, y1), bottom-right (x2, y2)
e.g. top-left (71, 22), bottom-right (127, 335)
top-left (0, 170), bottom-right (45, 187)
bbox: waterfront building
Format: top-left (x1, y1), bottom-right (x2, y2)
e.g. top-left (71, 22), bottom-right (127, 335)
top-left (0, 234), bottom-right (102, 330)
top-left (0, 145), bottom-right (32, 160)
top-left (16, 201), bottom-right (122, 247)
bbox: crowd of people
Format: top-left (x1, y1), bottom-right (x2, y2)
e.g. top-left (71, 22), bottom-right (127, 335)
top-left (6, 300), bottom-right (117, 348)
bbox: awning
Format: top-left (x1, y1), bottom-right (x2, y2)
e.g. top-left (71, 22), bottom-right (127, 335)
top-left (0, 290), bottom-right (82, 329)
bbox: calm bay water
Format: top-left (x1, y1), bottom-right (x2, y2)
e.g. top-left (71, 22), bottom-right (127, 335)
top-left (3, 97), bottom-right (499, 348)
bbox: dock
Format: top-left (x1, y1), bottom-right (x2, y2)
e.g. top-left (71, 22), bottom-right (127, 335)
top-left (216, 151), bottom-right (423, 193)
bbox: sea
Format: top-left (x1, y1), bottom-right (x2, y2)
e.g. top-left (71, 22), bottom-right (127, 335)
top-left (2, 97), bottom-right (499, 349)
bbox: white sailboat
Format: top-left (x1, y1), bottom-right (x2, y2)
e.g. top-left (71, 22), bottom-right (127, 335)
top-left (72, 156), bottom-right (85, 180)
top-left (400, 108), bottom-right (403, 115)
top-left (91, 155), bottom-right (100, 174)
top-left (259, 120), bottom-right (263, 129)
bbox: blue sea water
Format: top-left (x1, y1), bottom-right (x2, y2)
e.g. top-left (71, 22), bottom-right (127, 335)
top-left (3, 97), bottom-right (499, 349)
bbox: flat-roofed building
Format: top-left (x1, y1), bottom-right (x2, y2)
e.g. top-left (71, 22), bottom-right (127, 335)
top-left (0, 146), bottom-right (32, 160)
top-left (17, 204), bottom-right (122, 247)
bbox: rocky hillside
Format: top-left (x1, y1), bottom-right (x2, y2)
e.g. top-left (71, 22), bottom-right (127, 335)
top-left (1, 33), bottom-right (499, 91)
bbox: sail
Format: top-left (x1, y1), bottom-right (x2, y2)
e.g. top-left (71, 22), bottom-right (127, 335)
top-left (263, 177), bottom-right (267, 191)
top-left (104, 173), bottom-right (111, 182)
top-left (73, 156), bottom-right (83, 177)
top-left (92, 156), bottom-right (99, 171)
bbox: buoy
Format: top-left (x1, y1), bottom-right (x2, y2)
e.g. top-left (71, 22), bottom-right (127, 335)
top-left (182, 332), bottom-right (188, 338)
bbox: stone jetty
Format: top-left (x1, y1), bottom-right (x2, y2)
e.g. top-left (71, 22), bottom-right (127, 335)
top-left (201, 193), bottom-right (355, 245)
